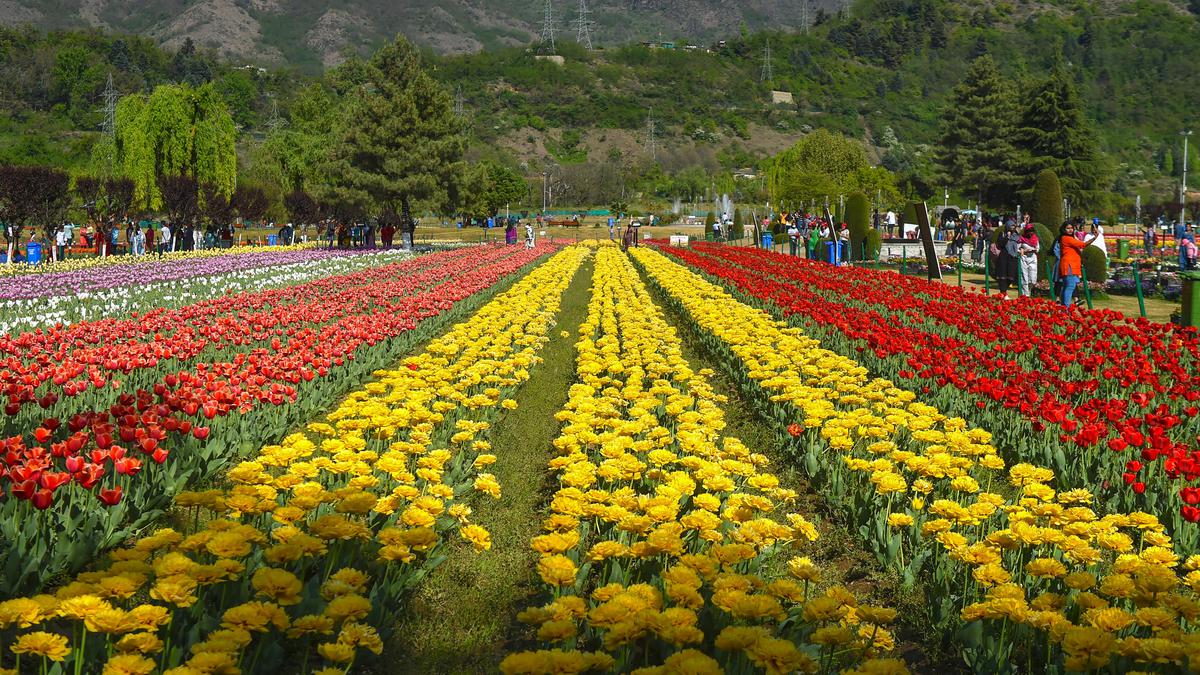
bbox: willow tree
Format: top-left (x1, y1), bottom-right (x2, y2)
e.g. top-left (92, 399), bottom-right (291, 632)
top-left (323, 36), bottom-right (466, 248)
top-left (114, 83), bottom-right (237, 210)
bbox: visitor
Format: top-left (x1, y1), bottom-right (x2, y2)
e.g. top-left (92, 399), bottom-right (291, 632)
top-left (1181, 236), bottom-right (1198, 270)
top-left (872, 208), bottom-right (881, 231)
top-left (713, 218), bottom-right (722, 241)
top-left (108, 223), bottom-right (120, 256)
top-left (886, 209), bottom-right (897, 238)
top-left (526, 221), bottom-right (536, 249)
top-left (608, 219), bottom-right (615, 241)
top-left (838, 222), bottom-right (851, 263)
top-left (1177, 219), bottom-right (1189, 270)
top-left (145, 224), bottom-right (154, 255)
top-left (1143, 222), bottom-right (1156, 259)
top-left (133, 226), bottom-right (146, 256)
top-left (994, 220), bottom-right (1020, 298)
top-left (325, 221), bottom-right (336, 250)
top-left (1017, 222), bottom-right (1040, 297)
top-left (1055, 221), bottom-right (1098, 307)
top-left (505, 221), bottom-right (517, 245)
top-left (160, 222), bottom-right (172, 256)
top-left (382, 220), bottom-right (396, 248)
top-left (55, 224), bottom-right (68, 262)
top-left (787, 220), bottom-right (799, 256)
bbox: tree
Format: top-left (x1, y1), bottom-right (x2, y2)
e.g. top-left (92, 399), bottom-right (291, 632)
top-left (1015, 63), bottom-right (1110, 209)
top-left (845, 192), bottom-right (870, 260)
top-left (283, 189), bottom-right (319, 229)
top-left (484, 162), bottom-right (528, 215)
top-left (704, 211), bottom-right (716, 238)
top-left (1031, 169), bottom-right (1063, 229)
top-left (114, 83), bottom-right (237, 210)
top-left (732, 208), bottom-right (744, 239)
top-left (0, 166), bottom-right (69, 263)
top-left (936, 55), bottom-right (1020, 208)
top-left (233, 185), bottom-right (270, 226)
top-left (767, 128), bottom-right (869, 201)
top-left (158, 174), bottom-right (199, 232)
top-left (323, 36), bottom-right (466, 248)
top-left (200, 182), bottom-right (234, 235)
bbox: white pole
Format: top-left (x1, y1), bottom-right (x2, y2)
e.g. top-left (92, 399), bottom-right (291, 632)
top-left (1182, 131), bottom-right (1193, 228)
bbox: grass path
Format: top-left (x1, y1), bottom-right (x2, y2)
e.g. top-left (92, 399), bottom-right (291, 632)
top-left (393, 257), bottom-right (595, 674)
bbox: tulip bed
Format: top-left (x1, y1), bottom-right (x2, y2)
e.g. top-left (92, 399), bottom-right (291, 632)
top-left (660, 242), bottom-right (1200, 542)
top-left (0, 243), bottom-right (320, 279)
top-left (633, 245), bottom-right (1200, 672)
top-left (0, 243), bottom-right (556, 595)
top-left (500, 246), bottom-right (906, 675)
top-left (0, 245), bottom-right (591, 674)
top-left (0, 248), bottom-right (419, 333)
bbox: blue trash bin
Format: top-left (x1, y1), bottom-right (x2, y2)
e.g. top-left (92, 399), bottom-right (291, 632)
top-left (762, 232), bottom-right (774, 250)
top-left (25, 241), bottom-right (42, 265)
top-left (267, 234), bottom-right (278, 246)
top-left (825, 241), bottom-right (841, 265)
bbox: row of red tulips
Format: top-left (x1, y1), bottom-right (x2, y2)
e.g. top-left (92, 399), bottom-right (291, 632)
top-left (661, 242), bottom-right (1200, 543)
top-left (0, 244), bottom-right (559, 594)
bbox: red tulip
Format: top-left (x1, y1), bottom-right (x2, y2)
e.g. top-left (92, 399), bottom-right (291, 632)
top-left (31, 488), bottom-right (53, 510)
top-left (98, 486), bottom-right (123, 506)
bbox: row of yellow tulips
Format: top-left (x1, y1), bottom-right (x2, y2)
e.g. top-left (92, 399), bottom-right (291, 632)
top-left (500, 246), bottom-right (908, 675)
top-left (632, 246), bottom-right (1200, 672)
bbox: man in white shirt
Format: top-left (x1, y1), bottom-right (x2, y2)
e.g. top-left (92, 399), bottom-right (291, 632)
top-left (160, 223), bottom-right (172, 255)
top-left (885, 210), bottom-right (897, 238)
top-left (55, 225), bottom-right (68, 262)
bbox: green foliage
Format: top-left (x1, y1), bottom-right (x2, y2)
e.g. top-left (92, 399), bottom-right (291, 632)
top-left (845, 192), bottom-right (870, 260)
top-left (1016, 63), bottom-right (1109, 208)
top-left (1082, 246), bottom-right (1108, 284)
top-left (768, 129), bottom-right (869, 200)
top-left (114, 83), bottom-right (237, 210)
top-left (864, 228), bottom-right (882, 260)
top-left (704, 211), bottom-right (716, 238)
top-left (936, 55), bottom-right (1019, 208)
top-left (323, 36), bottom-right (466, 232)
top-left (732, 207), bottom-right (744, 239)
top-left (1032, 169), bottom-right (1063, 229)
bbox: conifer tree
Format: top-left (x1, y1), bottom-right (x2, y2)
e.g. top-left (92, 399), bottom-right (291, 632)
top-left (1031, 169), bottom-right (1063, 228)
top-left (324, 36), bottom-right (466, 248)
top-left (1015, 62), bottom-right (1109, 208)
top-left (936, 55), bottom-right (1020, 208)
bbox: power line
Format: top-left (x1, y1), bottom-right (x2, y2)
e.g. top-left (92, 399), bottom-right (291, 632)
top-left (539, 0), bottom-right (556, 53)
top-left (573, 0), bottom-right (594, 49)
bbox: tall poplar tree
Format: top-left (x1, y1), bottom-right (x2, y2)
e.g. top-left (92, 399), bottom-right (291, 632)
top-left (936, 55), bottom-right (1020, 208)
top-left (1015, 63), bottom-right (1109, 209)
top-left (323, 35), bottom-right (466, 248)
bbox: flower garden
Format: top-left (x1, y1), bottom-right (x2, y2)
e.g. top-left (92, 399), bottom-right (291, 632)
top-left (1, 239), bottom-right (1198, 674)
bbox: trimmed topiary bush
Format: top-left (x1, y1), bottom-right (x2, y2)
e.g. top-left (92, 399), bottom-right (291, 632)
top-left (1082, 246), bottom-right (1108, 284)
top-left (864, 228), bottom-right (882, 261)
top-left (704, 211), bottom-right (715, 239)
top-left (732, 208), bottom-right (744, 239)
top-left (1032, 169), bottom-right (1063, 229)
top-left (846, 192), bottom-right (870, 261)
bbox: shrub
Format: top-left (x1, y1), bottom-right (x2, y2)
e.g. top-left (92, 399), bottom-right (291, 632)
top-left (1032, 169), bottom-right (1063, 228)
top-left (846, 192), bottom-right (870, 261)
top-left (732, 208), bottom-right (744, 239)
top-left (704, 211), bottom-right (715, 238)
top-left (1082, 246), bottom-right (1108, 283)
top-left (864, 228), bottom-right (882, 261)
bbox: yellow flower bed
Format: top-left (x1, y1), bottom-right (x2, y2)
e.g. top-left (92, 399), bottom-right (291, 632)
top-left (0, 246), bottom-right (590, 674)
top-left (0, 242), bottom-right (321, 277)
top-left (501, 247), bottom-right (905, 675)
top-left (632, 246), bottom-right (1200, 671)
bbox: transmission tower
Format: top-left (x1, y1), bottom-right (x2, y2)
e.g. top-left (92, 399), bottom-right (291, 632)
top-left (100, 73), bottom-right (117, 137)
top-left (265, 96), bottom-right (286, 133)
top-left (760, 39), bottom-right (773, 84)
top-left (573, 0), bottom-right (594, 49)
top-left (644, 108), bottom-right (657, 161)
top-left (454, 87), bottom-right (465, 119)
top-left (840, 0), bottom-right (852, 19)
top-left (539, 0), bottom-right (556, 53)
top-left (800, 0), bottom-right (811, 34)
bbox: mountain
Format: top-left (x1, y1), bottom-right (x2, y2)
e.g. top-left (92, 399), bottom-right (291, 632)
top-left (0, 0), bottom-right (839, 69)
